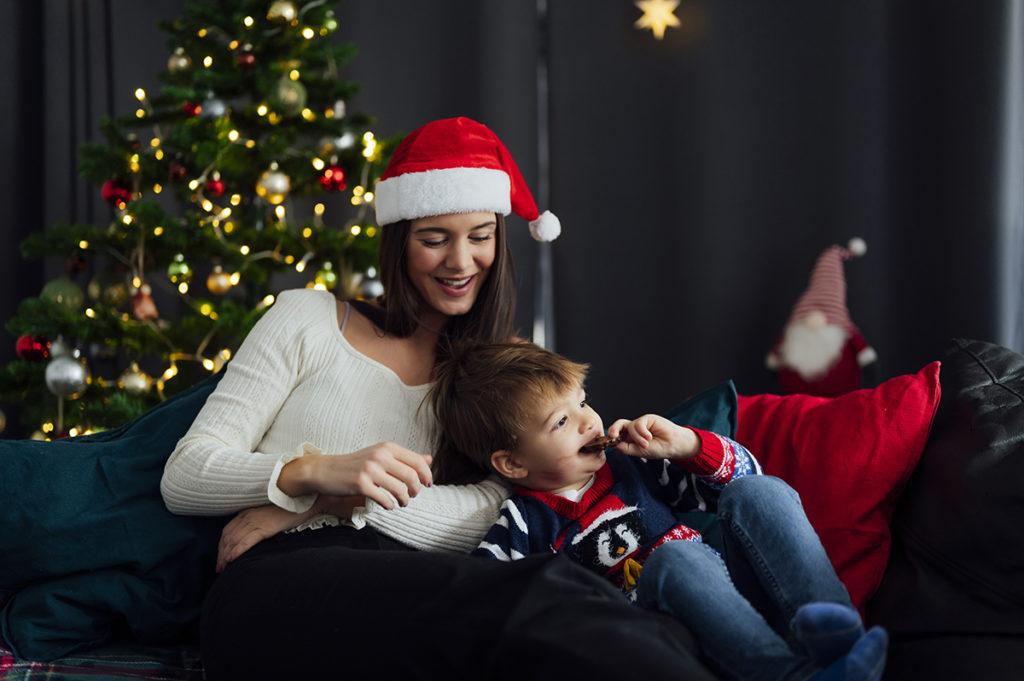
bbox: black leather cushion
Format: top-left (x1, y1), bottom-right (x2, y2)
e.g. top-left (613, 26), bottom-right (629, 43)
top-left (869, 339), bottom-right (1024, 680)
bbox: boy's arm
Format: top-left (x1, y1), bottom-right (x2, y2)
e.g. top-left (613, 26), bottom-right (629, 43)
top-left (647, 428), bottom-right (762, 512)
top-left (472, 498), bottom-right (534, 561)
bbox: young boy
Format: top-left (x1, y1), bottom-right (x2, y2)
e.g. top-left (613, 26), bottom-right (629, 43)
top-left (429, 341), bottom-right (888, 681)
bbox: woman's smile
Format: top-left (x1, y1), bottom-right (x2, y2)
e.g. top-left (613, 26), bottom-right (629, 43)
top-left (434, 273), bottom-right (478, 298)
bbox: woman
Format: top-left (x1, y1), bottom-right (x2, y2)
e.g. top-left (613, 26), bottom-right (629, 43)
top-left (160, 118), bottom-right (707, 680)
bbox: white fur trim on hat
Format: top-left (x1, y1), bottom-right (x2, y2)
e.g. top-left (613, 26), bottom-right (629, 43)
top-left (374, 167), bottom-right (511, 226)
top-left (529, 211), bottom-right (561, 242)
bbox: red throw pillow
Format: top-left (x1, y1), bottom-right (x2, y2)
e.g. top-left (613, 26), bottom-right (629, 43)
top-left (735, 362), bottom-right (941, 614)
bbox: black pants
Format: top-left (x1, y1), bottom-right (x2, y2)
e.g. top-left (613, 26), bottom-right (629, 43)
top-left (200, 525), bottom-right (718, 681)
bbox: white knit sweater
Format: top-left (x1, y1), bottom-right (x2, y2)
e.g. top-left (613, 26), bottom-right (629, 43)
top-left (159, 288), bottom-right (509, 553)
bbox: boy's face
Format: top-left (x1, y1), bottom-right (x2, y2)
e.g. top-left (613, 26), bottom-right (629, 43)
top-left (498, 383), bottom-right (608, 492)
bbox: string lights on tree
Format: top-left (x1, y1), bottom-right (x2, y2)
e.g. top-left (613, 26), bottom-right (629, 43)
top-left (0, 0), bottom-right (396, 438)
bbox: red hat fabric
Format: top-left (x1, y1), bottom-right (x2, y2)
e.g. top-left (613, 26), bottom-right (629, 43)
top-left (787, 239), bottom-right (866, 331)
top-left (374, 117), bottom-right (561, 241)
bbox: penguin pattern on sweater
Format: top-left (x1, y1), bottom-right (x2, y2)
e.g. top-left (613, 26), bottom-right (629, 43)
top-left (472, 429), bottom-right (760, 596)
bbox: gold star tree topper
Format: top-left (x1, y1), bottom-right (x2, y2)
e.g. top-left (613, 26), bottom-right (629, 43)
top-left (634, 0), bottom-right (681, 40)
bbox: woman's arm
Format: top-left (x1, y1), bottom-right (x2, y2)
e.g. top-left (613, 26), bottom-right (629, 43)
top-left (160, 290), bottom-right (318, 515)
top-left (350, 477), bottom-right (511, 553)
top-left (161, 290), bottom-right (435, 517)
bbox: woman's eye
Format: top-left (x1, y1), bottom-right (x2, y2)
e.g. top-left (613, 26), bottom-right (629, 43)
top-left (420, 239), bottom-right (447, 248)
top-left (470, 235), bottom-right (493, 244)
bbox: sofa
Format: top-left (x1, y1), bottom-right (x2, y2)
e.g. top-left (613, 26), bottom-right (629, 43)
top-left (1, 338), bottom-right (1021, 680)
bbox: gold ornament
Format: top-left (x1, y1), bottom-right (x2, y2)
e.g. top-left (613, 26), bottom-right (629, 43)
top-left (256, 163), bottom-right (291, 205)
top-left (272, 75), bottom-right (307, 116)
top-left (634, 0), bottom-right (681, 40)
top-left (206, 266), bottom-right (234, 295)
top-left (104, 282), bottom-right (129, 307)
top-left (118, 362), bottom-right (153, 395)
top-left (168, 47), bottom-right (192, 73)
top-left (267, 0), bottom-right (298, 22)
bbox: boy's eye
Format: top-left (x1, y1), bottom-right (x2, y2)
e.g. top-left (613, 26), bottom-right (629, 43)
top-left (579, 400), bottom-right (587, 409)
top-left (555, 416), bottom-right (568, 429)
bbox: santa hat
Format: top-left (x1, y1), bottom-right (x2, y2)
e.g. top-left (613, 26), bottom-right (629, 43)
top-left (786, 237), bottom-right (867, 330)
top-left (373, 117), bottom-right (561, 241)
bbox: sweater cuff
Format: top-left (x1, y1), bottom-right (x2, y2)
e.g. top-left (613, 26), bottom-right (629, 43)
top-left (674, 427), bottom-right (726, 476)
top-left (267, 441), bottom-right (320, 513)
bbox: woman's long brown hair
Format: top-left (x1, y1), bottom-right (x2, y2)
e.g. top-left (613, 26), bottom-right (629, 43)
top-left (344, 213), bottom-right (518, 484)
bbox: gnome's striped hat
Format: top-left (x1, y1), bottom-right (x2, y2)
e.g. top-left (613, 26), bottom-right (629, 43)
top-left (373, 117), bottom-right (561, 242)
top-left (788, 238), bottom-right (867, 330)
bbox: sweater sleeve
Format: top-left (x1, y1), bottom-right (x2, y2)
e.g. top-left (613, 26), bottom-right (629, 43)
top-left (160, 290), bottom-right (319, 516)
top-left (645, 428), bottom-right (762, 513)
top-left (349, 477), bottom-right (511, 553)
top-left (472, 497), bottom-right (533, 561)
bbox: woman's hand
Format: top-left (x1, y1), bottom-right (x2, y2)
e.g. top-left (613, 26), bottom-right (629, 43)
top-left (216, 494), bottom-right (365, 572)
top-left (607, 414), bottom-right (700, 460)
top-left (296, 442), bottom-right (433, 510)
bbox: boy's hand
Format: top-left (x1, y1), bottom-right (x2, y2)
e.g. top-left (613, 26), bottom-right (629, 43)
top-left (607, 414), bottom-right (700, 460)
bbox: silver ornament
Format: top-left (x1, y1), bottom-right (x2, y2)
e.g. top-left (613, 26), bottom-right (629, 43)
top-left (201, 97), bottom-right (228, 119)
top-left (332, 99), bottom-right (347, 119)
top-left (118, 362), bottom-right (153, 395)
top-left (45, 355), bottom-right (90, 399)
top-left (256, 165), bottom-right (291, 205)
top-left (49, 336), bottom-right (72, 358)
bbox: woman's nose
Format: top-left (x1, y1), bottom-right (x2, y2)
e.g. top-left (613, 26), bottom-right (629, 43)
top-left (446, 241), bottom-right (472, 270)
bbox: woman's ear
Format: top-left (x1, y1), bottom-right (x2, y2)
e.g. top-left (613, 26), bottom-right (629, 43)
top-left (490, 449), bottom-right (527, 479)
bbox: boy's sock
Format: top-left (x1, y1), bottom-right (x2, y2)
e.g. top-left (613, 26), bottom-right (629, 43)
top-left (809, 626), bottom-right (888, 681)
top-left (792, 602), bottom-right (865, 666)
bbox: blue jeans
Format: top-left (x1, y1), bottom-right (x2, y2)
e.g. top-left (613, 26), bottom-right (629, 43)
top-left (635, 475), bottom-right (852, 681)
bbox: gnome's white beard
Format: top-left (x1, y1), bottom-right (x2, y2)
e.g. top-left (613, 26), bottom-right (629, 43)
top-left (779, 321), bottom-right (849, 380)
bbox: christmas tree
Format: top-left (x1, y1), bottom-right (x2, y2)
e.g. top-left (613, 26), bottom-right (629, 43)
top-left (0, 0), bottom-right (395, 439)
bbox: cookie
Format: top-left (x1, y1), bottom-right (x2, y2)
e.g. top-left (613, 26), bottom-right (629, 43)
top-left (580, 435), bottom-right (622, 453)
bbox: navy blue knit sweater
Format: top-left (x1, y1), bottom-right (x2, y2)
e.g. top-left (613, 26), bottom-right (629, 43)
top-left (472, 429), bottom-right (760, 594)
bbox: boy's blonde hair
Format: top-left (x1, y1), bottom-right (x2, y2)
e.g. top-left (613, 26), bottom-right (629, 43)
top-left (429, 341), bottom-right (589, 484)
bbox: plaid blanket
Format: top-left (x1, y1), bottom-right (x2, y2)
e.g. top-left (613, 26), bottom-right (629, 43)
top-left (0, 641), bottom-right (202, 681)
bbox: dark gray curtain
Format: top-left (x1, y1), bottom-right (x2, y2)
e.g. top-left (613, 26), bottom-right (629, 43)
top-left (1, 0), bottom-right (1020, 436)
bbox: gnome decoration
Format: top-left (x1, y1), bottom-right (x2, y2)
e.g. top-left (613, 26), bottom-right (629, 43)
top-left (765, 238), bottom-right (877, 397)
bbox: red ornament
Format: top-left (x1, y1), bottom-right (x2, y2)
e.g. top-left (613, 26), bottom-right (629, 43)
top-left (205, 178), bottom-right (225, 198)
top-left (16, 334), bottom-right (49, 361)
top-left (101, 180), bottom-right (132, 207)
top-left (182, 101), bottom-right (202, 117)
top-left (132, 284), bottom-right (159, 321)
top-left (169, 161), bottom-right (188, 182)
top-left (236, 52), bottom-right (256, 68)
top-left (66, 254), bottom-right (88, 276)
top-left (319, 165), bottom-right (347, 192)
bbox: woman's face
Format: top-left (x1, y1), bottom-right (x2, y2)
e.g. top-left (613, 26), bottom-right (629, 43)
top-left (406, 211), bottom-right (498, 318)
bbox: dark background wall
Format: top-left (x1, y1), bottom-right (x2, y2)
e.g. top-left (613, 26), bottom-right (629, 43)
top-left (1, 0), bottom-right (1019, 435)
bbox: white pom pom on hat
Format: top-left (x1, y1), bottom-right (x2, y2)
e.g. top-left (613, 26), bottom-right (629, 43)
top-left (373, 117), bottom-right (560, 242)
top-left (847, 237), bottom-right (867, 257)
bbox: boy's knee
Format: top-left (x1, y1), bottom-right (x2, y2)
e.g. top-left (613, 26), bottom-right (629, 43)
top-left (719, 475), bottom-right (800, 515)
